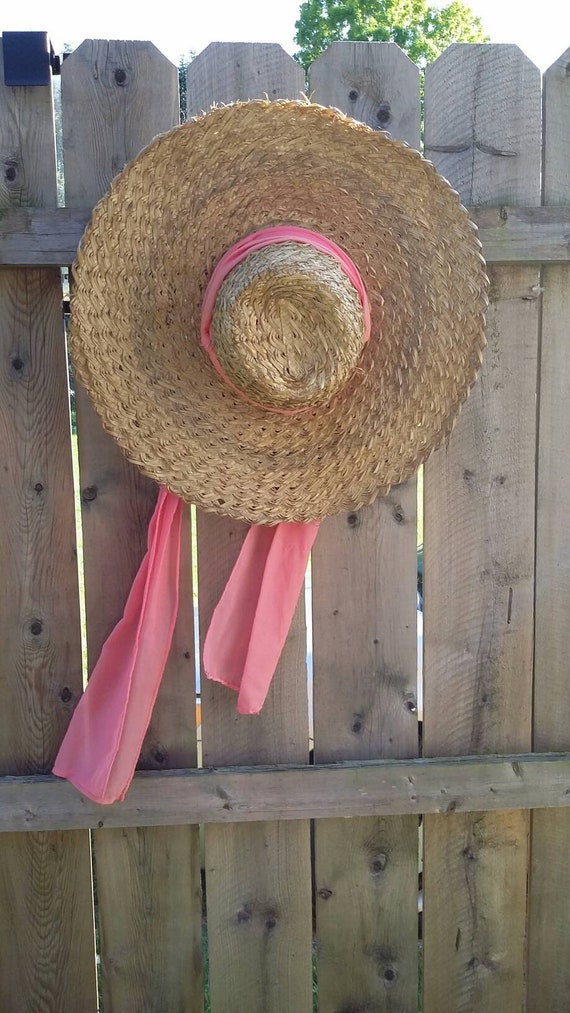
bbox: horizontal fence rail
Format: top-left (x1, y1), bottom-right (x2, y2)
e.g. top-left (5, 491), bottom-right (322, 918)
top-left (1, 752), bottom-right (570, 832)
top-left (2, 204), bottom-right (570, 266)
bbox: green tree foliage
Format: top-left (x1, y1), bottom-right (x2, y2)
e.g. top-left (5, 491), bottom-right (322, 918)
top-left (179, 51), bottom-right (195, 120)
top-left (294, 0), bottom-right (488, 69)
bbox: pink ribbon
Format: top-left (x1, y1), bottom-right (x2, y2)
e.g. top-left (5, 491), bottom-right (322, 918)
top-left (204, 521), bottom-right (320, 713)
top-left (53, 226), bottom-right (369, 804)
top-left (53, 487), bottom-right (183, 803)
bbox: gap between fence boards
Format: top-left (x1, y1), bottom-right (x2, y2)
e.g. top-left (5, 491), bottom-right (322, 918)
top-left (1, 206), bottom-right (570, 266)
top-left (1, 752), bottom-right (569, 832)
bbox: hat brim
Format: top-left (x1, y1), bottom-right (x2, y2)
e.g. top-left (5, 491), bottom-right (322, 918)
top-left (71, 100), bottom-right (488, 524)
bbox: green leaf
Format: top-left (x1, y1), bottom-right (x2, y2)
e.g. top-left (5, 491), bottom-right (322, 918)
top-left (294, 0), bottom-right (489, 69)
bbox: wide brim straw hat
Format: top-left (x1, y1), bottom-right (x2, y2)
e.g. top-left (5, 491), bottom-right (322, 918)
top-left (71, 99), bottom-right (488, 525)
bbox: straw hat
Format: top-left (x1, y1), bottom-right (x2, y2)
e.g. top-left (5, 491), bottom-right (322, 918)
top-left (71, 99), bottom-right (487, 524)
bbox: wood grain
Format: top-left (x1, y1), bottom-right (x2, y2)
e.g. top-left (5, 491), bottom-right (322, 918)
top-left (5, 204), bottom-right (570, 267)
top-left (424, 810), bottom-right (529, 1013)
top-left (423, 44), bottom-right (541, 1013)
top-left (423, 44), bottom-right (541, 205)
top-left (0, 45), bottom-right (97, 1012)
top-left (527, 45), bottom-right (570, 1013)
top-left (309, 40), bottom-right (420, 146)
top-left (196, 514), bottom-right (311, 1013)
top-left (468, 203), bottom-right (570, 262)
top-left (61, 39), bottom-right (179, 207)
top-left (3, 751), bottom-right (570, 832)
top-left (309, 41), bottom-right (420, 1013)
top-left (187, 43), bottom-right (313, 1013)
top-left (0, 206), bottom-right (89, 264)
top-left (185, 42), bottom-right (305, 110)
top-left (61, 40), bottom-right (203, 1012)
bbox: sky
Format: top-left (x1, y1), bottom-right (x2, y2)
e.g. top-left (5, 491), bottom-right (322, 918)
top-left (2, 0), bottom-right (569, 73)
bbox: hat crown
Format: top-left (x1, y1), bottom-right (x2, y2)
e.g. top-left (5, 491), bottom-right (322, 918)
top-left (210, 242), bottom-right (367, 411)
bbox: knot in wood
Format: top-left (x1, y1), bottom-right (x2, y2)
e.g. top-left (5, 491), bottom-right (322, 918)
top-left (351, 713), bottom-right (364, 734)
top-left (376, 102), bottom-right (391, 125)
top-left (404, 693), bottom-right (417, 713)
top-left (370, 853), bottom-right (388, 875)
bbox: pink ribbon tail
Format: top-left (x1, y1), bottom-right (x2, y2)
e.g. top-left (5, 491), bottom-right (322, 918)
top-left (53, 487), bottom-right (184, 804)
top-left (203, 521), bottom-right (320, 714)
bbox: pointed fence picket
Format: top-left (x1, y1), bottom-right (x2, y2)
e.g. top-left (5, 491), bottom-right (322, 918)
top-left (0, 42), bottom-right (97, 1013)
top-left (422, 43), bottom-right (541, 1013)
top-left (527, 45), bottom-right (570, 1012)
top-left (61, 40), bottom-right (202, 1012)
top-left (188, 45), bottom-right (314, 1013)
top-left (309, 41), bottom-right (421, 1013)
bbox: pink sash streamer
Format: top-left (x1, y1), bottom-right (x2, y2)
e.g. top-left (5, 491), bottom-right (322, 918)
top-left (204, 521), bottom-right (320, 714)
top-left (53, 225), bottom-right (370, 804)
top-left (53, 487), bottom-right (183, 804)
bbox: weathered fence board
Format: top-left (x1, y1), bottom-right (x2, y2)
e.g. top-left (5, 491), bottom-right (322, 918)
top-left (6, 204), bottom-right (570, 267)
top-left (196, 512), bottom-right (313, 1013)
top-left (308, 39), bottom-right (421, 142)
top-left (0, 45), bottom-right (97, 1012)
top-left (61, 40), bottom-right (203, 1012)
top-left (423, 44), bottom-right (541, 1013)
top-left (188, 43), bottom-right (313, 1013)
top-left (186, 41), bottom-right (305, 108)
top-left (309, 41), bottom-right (420, 1013)
top-left (527, 46), bottom-right (570, 1013)
top-left (3, 751), bottom-right (570, 832)
top-left (0, 207), bottom-right (90, 265)
top-left (468, 204), bottom-right (570, 263)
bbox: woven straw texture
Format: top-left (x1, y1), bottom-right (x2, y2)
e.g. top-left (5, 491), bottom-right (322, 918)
top-left (71, 99), bottom-right (488, 525)
top-left (211, 242), bottom-right (366, 410)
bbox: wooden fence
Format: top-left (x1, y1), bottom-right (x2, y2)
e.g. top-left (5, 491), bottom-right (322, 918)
top-left (0, 34), bottom-right (569, 1013)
